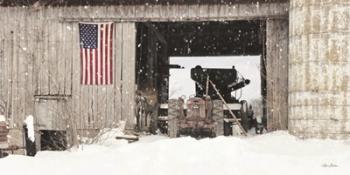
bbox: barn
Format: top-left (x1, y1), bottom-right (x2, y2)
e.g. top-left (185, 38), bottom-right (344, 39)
top-left (0, 0), bottom-right (349, 153)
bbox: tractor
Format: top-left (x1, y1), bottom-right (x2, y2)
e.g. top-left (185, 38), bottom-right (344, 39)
top-left (167, 65), bottom-right (252, 137)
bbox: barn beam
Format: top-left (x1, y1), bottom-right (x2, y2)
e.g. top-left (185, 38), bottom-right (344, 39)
top-left (59, 3), bottom-right (288, 23)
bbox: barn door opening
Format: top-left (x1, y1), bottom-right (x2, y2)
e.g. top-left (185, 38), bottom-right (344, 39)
top-left (135, 20), bottom-right (288, 134)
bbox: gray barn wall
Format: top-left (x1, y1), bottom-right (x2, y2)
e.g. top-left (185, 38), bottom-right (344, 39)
top-left (0, 2), bottom-right (288, 147)
top-left (0, 8), bottom-right (137, 147)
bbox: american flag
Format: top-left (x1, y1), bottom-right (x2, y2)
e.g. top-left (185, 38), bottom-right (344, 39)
top-left (79, 22), bottom-right (114, 85)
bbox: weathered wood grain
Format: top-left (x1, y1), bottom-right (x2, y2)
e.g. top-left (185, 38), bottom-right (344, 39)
top-left (266, 19), bottom-right (289, 131)
top-left (122, 23), bottom-right (136, 129)
top-left (114, 22), bottom-right (123, 125)
top-left (70, 21), bottom-right (82, 129)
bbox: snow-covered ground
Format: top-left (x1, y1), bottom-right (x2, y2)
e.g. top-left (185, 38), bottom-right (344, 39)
top-left (1, 131), bottom-right (350, 175)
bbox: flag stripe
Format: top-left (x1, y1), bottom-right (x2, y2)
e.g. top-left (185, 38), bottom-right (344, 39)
top-left (86, 49), bottom-right (90, 85)
top-left (109, 24), bottom-right (113, 84)
top-left (100, 24), bottom-right (104, 84)
top-left (94, 46), bottom-right (98, 84)
top-left (84, 49), bottom-right (88, 85)
top-left (105, 24), bottom-right (109, 85)
top-left (102, 24), bottom-right (105, 85)
top-left (90, 48), bottom-right (93, 85)
top-left (97, 28), bottom-right (101, 85)
top-left (80, 49), bottom-right (83, 84)
top-left (106, 24), bottom-right (110, 84)
top-left (92, 49), bottom-right (95, 85)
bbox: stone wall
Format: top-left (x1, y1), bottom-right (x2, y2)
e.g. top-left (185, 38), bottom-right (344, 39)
top-left (289, 0), bottom-right (350, 139)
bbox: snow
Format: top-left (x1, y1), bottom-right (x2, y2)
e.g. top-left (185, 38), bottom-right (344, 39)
top-left (0, 115), bottom-right (5, 122)
top-left (1, 131), bottom-right (350, 175)
top-left (24, 115), bottom-right (35, 142)
top-left (89, 121), bottom-right (126, 146)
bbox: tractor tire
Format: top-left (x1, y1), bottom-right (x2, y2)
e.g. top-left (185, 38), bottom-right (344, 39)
top-left (168, 99), bottom-right (179, 138)
top-left (240, 100), bottom-right (249, 132)
top-left (212, 100), bottom-right (224, 136)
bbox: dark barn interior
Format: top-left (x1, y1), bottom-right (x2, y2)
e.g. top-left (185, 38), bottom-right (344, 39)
top-left (136, 20), bottom-right (266, 112)
top-left (40, 130), bottom-right (67, 151)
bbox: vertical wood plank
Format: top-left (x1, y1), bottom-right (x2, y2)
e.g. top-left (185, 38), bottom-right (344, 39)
top-left (199, 4), bottom-right (210, 20)
top-left (134, 5), bottom-right (145, 20)
top-left (92, 86), bottom-right (99, 129)
top-left (208, 4), bottom-right (219, 19)
top-left (29, 10), bottom-right (41, 143)
top-left (188, 4), bottom-right (199, 20)
top-left (12, 8), bottom-right (21, 128)
top-left (96, 87), bottom-right (104, 128)
top-left (104, 23), bottom-right (117, 128)
top-left (94, 8), bottom-right (107, 129)
top-left (7, 7), bottom-right (15, 127)
top-left (70, 21), bottom-right (82, 129)
top-left (266, 19), bottom-right (274, 131)
top-left (48, 8), bottom-right (59, 95)
top-left (80, 86), bottom-right (89, 129)
top-left (33, 10), bottom-right (43, 96)
top-left (87, 87), bottom-right (95, 129)
top-left (0, 7), bottom-right (7, 119)
top-left (266, 19), bottom-right (289, 131)
top-left (24, 9), bottom-right (35, 118)
top-left (114, 23), bottom-right (123, 125)
top-left (63, 17), bottom-right (73, 95)
top-left (56, 10), bottom-right (66, 95)
top-left (122, 23), bottom-right (136, 129)
top-left (279, 19), bottom-right (289, 130)
top-left (41, 9), bottom-right (50, 95)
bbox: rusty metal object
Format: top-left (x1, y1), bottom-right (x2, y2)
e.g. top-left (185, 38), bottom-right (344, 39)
top-left (168, 97), bottom-right (223, 138)
top-left (0, 145), bottom-right (26, 158)
top-left (179, 97), bottom-right (214, 129)
top-left (2, 145), bottom-right (25, 152)
top-left (0, 120), bottom-right (9, 149)
top-left (166, 65), bottom-right (252, 137)
top-left (0, 119), bottom-right (10, 158)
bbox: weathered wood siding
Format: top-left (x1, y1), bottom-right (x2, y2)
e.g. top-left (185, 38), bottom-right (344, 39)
top-left (266, 19), bottom-right (289, 131)
top-left (0, 8), bottom-right (137, 132)
top-left (0, 2), bottom-right (288, 143)
top-left (59, 3), bottom-right (288, 22)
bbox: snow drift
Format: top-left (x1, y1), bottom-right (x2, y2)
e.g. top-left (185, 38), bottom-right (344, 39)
top-left (1, 131), bottom-right (350, 175)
